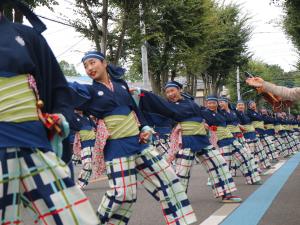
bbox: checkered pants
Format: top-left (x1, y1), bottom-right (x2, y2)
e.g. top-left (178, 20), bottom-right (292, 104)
top-left (273, 134), bottom-right (288, 157)
top-left (0, 148), bottom-right (100, 225)
top-left (230, 137), bottom-right (257, 174)
top-left (278, 133), bottom-right (295, 157)
top-left (219, 141), bottom-right (261, 184)
top-left (174, 146), bottom-right (236, 198)
top-left (245, 138), bottom-right (271, 169)
top-left (259, 135), bottom-right (279, 161)
top-left (293, 132), bottom-right (300, 151)
top-left (98, 146), bottom-right (196, 225)
top-left (290, 133), bottom-right (300, 152)
top-left (293, 131), bottom-right (300, 142)
top-left (153, 138), bottom-right (170, 159)
top-left (77, 146), bottom-right (93, 188)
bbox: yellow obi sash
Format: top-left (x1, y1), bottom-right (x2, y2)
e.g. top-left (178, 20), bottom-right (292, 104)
top-left (216, 127), bottom-right (233, 140)
top-left (243, 124), bottom-right (255, 133)
top-left (227, 125), bottom-right (241, 133)
top-left (79, 130), bottom-right (96, 141)
top-left (179, 121), bottom-right (207, 136)
top-left (275, 125), bottom-right (284, 132)
top-left (265, 124), bottom-right (275, 130)
top-left (0, 74), bottom-right (39, 123)
top-left (104, 111), bottom-right (140, 140)
top-left (252, 121), bottom-right (264, 130)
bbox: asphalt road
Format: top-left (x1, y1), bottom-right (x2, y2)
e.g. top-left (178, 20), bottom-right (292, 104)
top-left (22, 157), bottom-right (300, 225)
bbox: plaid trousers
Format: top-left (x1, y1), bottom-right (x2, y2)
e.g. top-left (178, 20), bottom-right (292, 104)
top-left (290, 133), bottom-right (300, 152)
top-left (174, 146), bottom-right (236, 198)
top-left (273, 134), bottom-right (288, 157)
top-left (245, 138), bottom-right (271, 169)
top-left (153, 137), bottom-right (170, 159)
top-left (98, 146), bottom-right (197, 225)
top-left (219, 141), bottom-right (261, 184)
top-left (0, 148), bottom-right (100, 225)
top-left (230, 137), bottom-right (257, 174)
top-left (259, 135), bottom-right (279, 161)
top-left (77, 146), bottom-right (93, 188)
top-left (279, 133), bottom-right (295, 157)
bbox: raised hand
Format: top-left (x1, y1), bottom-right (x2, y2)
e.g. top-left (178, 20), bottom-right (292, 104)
top-left (246, 77), bottom-right (264, 88)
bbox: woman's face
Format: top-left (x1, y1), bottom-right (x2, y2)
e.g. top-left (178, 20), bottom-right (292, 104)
top-left (236, 103), bottom-right (245, 111)
top-left (207, 100), bottom-right (218, 111)
top-left (83, 58), bottom-right (108, 82)
top-left (165, 87), bottom-right (182, 103)
top-left (218, 100), bottom-right (228, 110)
top-left (249, 102), bottom-right (257, 110)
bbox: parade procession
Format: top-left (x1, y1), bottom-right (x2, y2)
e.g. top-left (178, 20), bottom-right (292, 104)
top-left (1, 0), bottom-right (300, 225)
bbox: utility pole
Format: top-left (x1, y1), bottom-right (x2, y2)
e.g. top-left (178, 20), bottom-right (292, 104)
top-left (236, 66), bottom-right (241, 100)
top-left (139, 2), bottom-right (151, 90)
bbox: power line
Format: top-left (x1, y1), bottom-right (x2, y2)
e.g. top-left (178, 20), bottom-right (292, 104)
top-left (44, 26), bottom-right (72, 35)
top-left (56, 37), bottom-right (85, 58)
top-left (36, 14), bottom-right (75, 28)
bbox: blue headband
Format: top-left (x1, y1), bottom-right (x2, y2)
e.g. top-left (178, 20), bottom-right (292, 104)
top-left (247, 100), bottom-right (255, 107)
top-left (81, 51), bottom-right (105, 63)
top-left (237, 100), bottom-right (245, 104)
top-left (164, 81), bottom-right (183, 90)
top-left (206, 95), bottom-right (218, 102)
top-left (218, 96), bottom-right (229, 102)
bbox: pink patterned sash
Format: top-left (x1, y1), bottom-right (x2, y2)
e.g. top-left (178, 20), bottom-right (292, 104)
top-left (92, 119), bottom-right (109, 178)
top-left (73, 132), bottom-right (81, 158)
top-left (168, 124), bottom-right (183, 162)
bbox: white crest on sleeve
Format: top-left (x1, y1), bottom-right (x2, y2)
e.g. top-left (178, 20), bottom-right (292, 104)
top-left (15, 36), bottom-right (25, 46)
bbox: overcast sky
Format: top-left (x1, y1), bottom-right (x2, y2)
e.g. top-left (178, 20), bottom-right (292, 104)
top-left (29, 0), bottom-right (299, 74)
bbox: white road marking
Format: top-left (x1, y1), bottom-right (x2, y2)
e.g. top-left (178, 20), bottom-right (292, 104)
top-left (199, 159), bottom-right (287, 225)
top-left (263, 160), bottom-right (286, 175)
top-left (199, 204), bottom-right (240, 225)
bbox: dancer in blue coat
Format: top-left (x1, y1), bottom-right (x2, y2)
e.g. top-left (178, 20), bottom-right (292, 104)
top-left (135, 82), bottom-right (240, 202)
top-left (69, 51), bottom-right (197, 225)
top-left (0, 1), bottom-right (99, 224)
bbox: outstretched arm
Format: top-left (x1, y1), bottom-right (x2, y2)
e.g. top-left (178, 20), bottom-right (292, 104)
top-left (246, 77), bottom-right (300, 101)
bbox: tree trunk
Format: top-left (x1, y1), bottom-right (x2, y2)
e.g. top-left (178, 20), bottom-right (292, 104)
top-left (113, 11), bottom-right (129, 65)
top-left (149, 72), bottom-right (161, 94)
top-left (14, 8), bottom-right (23, 23)
top-left (171, 68), bottom-right (176, 81)
top-left (161, 69), bottom-right (169, 90)
top-left (186, 72), bottom-right (191, 94)
top-left (211, 74), bottom-right (223, 95)
top-left (192, 74), bottom-right (197, 96)
top-left (80, 0), bottom-right (102, 52)
top-left (101, 0), bottom-right (109, 56)
top-left (201, 73), bottom-right (208, 97)
top-left (3, 5), bottom-right (13, 21)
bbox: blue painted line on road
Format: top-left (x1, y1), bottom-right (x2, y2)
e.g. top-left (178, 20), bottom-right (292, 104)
top-left (220, 152), bottom-right (300, 225)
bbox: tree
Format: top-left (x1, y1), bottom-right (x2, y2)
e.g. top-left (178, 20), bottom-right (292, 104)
top-left (201, 3), bottom-right (251, 95)
top-left (126, 0), bottom-right (251, 95)
top-left (271, 0), bottom-right (300, 69)
top-left (68, 0), bottom-right (139, 62)
top-left (283, 0), bottom-right (300, 69)
top-left (59, 60), bottom-right (81, 77)
top-left (66, 0), bottom-right (252, 96)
